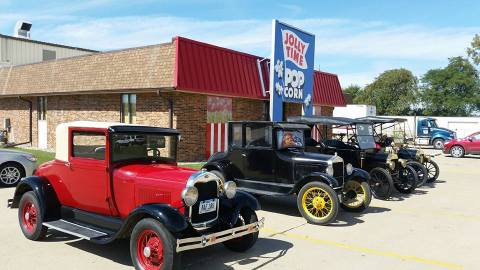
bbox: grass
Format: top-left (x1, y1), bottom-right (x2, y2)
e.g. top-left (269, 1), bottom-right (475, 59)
top-left (7, 147), bottom-right (205, 170)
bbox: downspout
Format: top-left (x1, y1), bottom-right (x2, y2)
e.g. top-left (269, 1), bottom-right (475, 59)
top-left (168, 98), bottom-right (174, 129)
top-left (10, 96), bottom-right (33, 147)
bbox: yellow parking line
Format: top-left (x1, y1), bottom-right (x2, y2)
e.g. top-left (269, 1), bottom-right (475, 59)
top-left (261, 227), bottom-right (464, 270)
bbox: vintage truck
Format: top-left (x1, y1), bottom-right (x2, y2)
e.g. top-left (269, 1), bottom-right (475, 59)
top-left (8, 121), bottom-right (263, 270)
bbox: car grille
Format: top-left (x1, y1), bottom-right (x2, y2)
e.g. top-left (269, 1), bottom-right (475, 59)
top-left (333, 161), bottom-right (345, 186)
top-left (189, 181), bottom-right (219, 226)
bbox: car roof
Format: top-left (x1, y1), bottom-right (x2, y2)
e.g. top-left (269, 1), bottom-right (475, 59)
top-left (228, 121), bottom-right (310, 130)
top-left (357, 116), bottom-right (407, 124)
top-left (55, 121), bottom-right (179, 162)
top-left (287, 116), bottom-right (370, 126)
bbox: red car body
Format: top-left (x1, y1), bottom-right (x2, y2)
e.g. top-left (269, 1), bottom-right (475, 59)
top-left (444, 132), bottom-right (480, 156)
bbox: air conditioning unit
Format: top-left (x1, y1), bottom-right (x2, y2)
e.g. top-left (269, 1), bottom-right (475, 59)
top-left (14, 20), bottom-right (32, 39)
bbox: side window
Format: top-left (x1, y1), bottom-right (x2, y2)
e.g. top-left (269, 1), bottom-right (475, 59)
top-left (473, 134), bottom-right (480, 140)
top-left (231, 124), bottom-right (243, 147)
top-left (245, 125), bottom-right (272, 148)
top-left (72, 132), bottom-right (106, 160)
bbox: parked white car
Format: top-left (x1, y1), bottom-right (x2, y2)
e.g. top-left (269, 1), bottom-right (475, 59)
top-left (0, 149), bottom-right (37, 187)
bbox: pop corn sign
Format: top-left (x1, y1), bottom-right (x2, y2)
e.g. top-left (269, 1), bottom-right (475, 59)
top-left (269, 20), bottom-right (315, 121)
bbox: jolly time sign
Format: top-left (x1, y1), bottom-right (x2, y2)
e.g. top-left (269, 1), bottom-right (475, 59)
top-left (269, 20), bottom-right (315, 121)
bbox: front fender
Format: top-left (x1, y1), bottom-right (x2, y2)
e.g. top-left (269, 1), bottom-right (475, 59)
top-left (345, 168), bottom-right (370, 182)
top-left (121, 204), bottom-right (189, 236)
top-left (219, 191), bottom-right (260, 226)
top-left (10, 176), bottom-right (60, 221)
top-left (293, 172), bottom-right (340, 194)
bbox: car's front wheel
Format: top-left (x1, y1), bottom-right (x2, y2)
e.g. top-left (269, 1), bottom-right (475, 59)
top-left (223, 208), bottom-right (259, 252)
top-left (450, 145), bottom-right (465, 158)
top-left (432, 138), bottom-right (445, 149)
top-left (369, 168), bottom-right (394, 200)
top-left (18, 191), bottom-right (47, 241)
top-left (297, 181), bottom-right (339, 225)
top-left (130, 218), bottom-right (180, 270)
top-left (0, 162), bottom-right (25, 187)
top-left (341, 180), bottom-right (372, 212)
top-left (394, 165), bottom-right (418, 193)
top-left (407, 161), bottom-right (428, 187)
top-left (424, 160), bottom-right (440, 183)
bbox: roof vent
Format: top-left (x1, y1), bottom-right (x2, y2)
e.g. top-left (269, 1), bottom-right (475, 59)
top-left (14, 20), bottom-right (32, 39)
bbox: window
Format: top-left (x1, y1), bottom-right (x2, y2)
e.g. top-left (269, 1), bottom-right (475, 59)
top-left (245, 125), bottom-right (272, 148)
top-left (277, 130), bottom-right (304, 149)
top-left (231, 124), bottom-right (243, 147)
top-left (121, 94), bottom-right (137, 124)
top-left (72, 132), bottom-right (106, 160)
top-left (111, 133), bottom-right (177, 163)
top-left (37, 97), bottom-right (47, 120)
top-left (42, 50), bottom-right (56, 61)
top-left (472, 133), bottom-right (480, 141)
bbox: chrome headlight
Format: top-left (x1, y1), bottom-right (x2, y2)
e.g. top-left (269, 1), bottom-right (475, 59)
top-left (346, 163), bottom-right (353, 175)
top-left (224, 181), bottom-right (237, 199)
top-left (387, 160), bottom-right (395, 170)
top-left (181, 186), bottom-right (198, 207)
top-left (326, 165), bottom-right (334, 177)
top-left (399, 159), bottom-right (407, 168)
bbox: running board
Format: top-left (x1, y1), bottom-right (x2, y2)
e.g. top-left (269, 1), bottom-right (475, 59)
top-left (43, 219), bottom-right (109, 240)
top-left (237, 187), bottom-right (286, 196)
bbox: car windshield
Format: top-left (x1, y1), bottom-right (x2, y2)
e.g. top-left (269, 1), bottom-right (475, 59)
top-left (428, 120), bottom-right (438, 128)
top-left (111, 133), bottom-right (177, 163)
top-left (355, 124), bottom-right (376, 149)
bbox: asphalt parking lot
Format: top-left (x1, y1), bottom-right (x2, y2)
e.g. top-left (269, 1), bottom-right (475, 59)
top-left (0, 151), bottom-right (479, 270)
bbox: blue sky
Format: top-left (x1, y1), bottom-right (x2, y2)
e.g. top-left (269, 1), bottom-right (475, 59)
top-left (1, 0), bottom-right (479, 87)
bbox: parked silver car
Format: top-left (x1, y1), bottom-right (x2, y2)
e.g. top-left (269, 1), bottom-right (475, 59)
top-left (0, 149), bottom-right (37, 187)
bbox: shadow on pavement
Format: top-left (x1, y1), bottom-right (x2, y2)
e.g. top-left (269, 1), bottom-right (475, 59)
top-left (258, 195), bottom-right (390, 227)
top-left (62, 236), bottom-right (292, 270)
top-left (388, 188), bottom-right (429, 201)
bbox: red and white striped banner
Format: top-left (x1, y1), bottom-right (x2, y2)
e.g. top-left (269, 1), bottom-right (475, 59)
top-left (206, 123), bottom-right (228, 159)
top-left (312, 124), bottom-right (321, 141)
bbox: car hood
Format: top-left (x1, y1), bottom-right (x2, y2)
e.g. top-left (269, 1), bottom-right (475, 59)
top-left (114, 163), bottom-right (197, 185)
top-left (0, 149), bottom-right (34, 158)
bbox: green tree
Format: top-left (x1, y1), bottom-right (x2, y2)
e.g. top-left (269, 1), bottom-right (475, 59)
top-left (342, 85), bottom-right (362, 103)
top-left (467, 34), bottom-right (480, 65)
top-left (357, 69), bottom-right (418, 115)
top-left (420, 57), bottom-right (480, 116)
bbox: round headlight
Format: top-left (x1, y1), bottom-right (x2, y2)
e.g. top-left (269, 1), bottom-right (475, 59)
top-left (224, 181), bottom-right (237, 199)
top-left (181, 186), bottom-right (198, 207)
top-left (346, 163), bottom-right (353, 175)
top-left (387, 160), bottom-right (395, 170)
top-left (326, 165), bottom-right (334, 177)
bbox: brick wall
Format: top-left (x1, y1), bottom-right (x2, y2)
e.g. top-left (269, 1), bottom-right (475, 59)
top-left (0, 97), bottom-right (36, 145)
top-left (232, 98), bottom-right (266, 121)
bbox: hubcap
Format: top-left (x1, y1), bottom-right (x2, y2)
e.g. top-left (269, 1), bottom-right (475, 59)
top-left (451, 147), bottom-right (463, 157)
top-left (343, 181), bottom-right (366, 208)
top-left (21, 201), bottom-right (37, 233)
top-left (0, 166), bottom-right (21, 185)
top-left (302, 187), bottom-right (333, 220)
top-left (137, 230), bottom-right (163, 270)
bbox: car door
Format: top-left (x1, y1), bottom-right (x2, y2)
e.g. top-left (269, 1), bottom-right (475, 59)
top-left (63, 129), bottom-right (112, 215)
top-left (227, 123), bottom-right (247, 179)
top-left (242, 124), bottom-right (275, 182)
top-left (469, 133), bottom-right (480, 153)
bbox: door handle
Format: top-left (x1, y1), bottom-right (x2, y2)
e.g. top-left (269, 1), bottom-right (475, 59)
top-left (65, 162), bottom-right (71, 169)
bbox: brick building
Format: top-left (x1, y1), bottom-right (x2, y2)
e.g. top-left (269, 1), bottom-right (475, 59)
top-left (0, 37), bottom-right (345, 161)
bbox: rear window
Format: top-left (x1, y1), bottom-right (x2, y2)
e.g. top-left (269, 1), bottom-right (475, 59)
top-left (277, 130), bottom-right (304, 149)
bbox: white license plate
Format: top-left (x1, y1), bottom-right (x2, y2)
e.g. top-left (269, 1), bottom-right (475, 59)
top-left (198, 199), bottom-right (217, 214)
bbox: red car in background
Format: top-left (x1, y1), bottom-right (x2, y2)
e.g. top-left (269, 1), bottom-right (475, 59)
top-left (444, 132), bottom-right (480, 158)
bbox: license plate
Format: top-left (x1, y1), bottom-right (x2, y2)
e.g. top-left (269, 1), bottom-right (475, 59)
top-left (198, 199), bottom-right (217, 214)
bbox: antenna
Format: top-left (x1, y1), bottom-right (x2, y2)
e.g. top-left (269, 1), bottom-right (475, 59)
top-left (14, 20), bottom-right (32, 39)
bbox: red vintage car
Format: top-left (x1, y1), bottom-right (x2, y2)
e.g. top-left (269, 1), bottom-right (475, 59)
top-left (443, 131), bottom-right (480, 158)
top-left (8, 121), bottom-right (263, 270)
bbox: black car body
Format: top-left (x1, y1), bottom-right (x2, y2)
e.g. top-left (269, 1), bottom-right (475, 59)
top-left (204, 121), bottom-right (372, 225)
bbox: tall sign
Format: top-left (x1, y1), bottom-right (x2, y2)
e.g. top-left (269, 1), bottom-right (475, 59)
top-left (269, 20), bottom-right (315, 121)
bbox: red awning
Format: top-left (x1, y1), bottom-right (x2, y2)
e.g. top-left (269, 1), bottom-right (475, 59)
top-left (174, 36), bottom-right (345, 107)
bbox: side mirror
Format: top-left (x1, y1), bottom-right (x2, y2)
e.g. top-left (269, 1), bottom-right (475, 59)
top-left (468, 137), bottom-right (473, 142)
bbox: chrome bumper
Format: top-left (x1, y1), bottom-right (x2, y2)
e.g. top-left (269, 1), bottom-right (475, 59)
top-left (176, 217), bottom-right (264, 252)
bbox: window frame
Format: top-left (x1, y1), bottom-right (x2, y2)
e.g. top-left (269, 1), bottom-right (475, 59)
top-left (120, 94), bottom-right (137, 124)
top-left (229, 123), bottom-right (244, 149)
top-left (244, 124), bottom-right (273, 149)
top-left (69, 128), bottom-right (108, 163)
top-left (37, 97), bottom-right (47, 121)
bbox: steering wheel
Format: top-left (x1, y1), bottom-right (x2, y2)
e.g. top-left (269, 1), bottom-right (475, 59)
top-left (147, 148), bottom-right (161, 157)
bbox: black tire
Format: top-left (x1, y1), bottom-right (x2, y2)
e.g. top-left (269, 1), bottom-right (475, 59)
top-left (18, 191), bottom-right (47, 241)
top-left (341, 180), bottom-right (372, 212)
top-left (130, 218), bottom-right (180, 270)
top-left (407, 161), bottom-right (428, 187)
top-left (450, 145), bottom-right (465, 158)
top-left (0, 162), bottom-right (26, 187)
top-left (424, 160), bottom-right (440, 183)
top-left (432, 138), bottom-right (444, 150)
top-left (223, 208), bottom-right (259, 252)
top-left (297, 181), bottom-right (339, 225)
top-left (369, 167), bottom-right (394, 200)
top-left (394, 165), bottom-right (418, 194)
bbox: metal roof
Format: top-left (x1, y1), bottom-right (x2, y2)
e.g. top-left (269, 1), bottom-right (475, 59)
top-left (174, 37), bottom-right (346, 106)
top-left (287, 116), bottom-right (370, 126)
top-left (0, 34), bottom-right (98, 52)
top-left (357, 116), bottom-right (407, 124)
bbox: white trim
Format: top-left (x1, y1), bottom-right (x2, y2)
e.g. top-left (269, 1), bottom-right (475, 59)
top-left (224, 124), bottom-right (228, 152)
top-left (257, 59), bottom-right (267, 97)
top-left (269, 19), bottom-right (277, 121)
top-left (217, 123), bottom-right (221, 152)
top-left (210, 124), bottom-right (214, 156)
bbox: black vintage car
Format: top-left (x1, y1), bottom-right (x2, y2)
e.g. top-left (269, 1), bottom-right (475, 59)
top-left (358, 116), bottom-right (440, 183)
top-left (203, 121), bottom-right (372, 225)
top-left (288, 116), bottom-right (418, 200)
